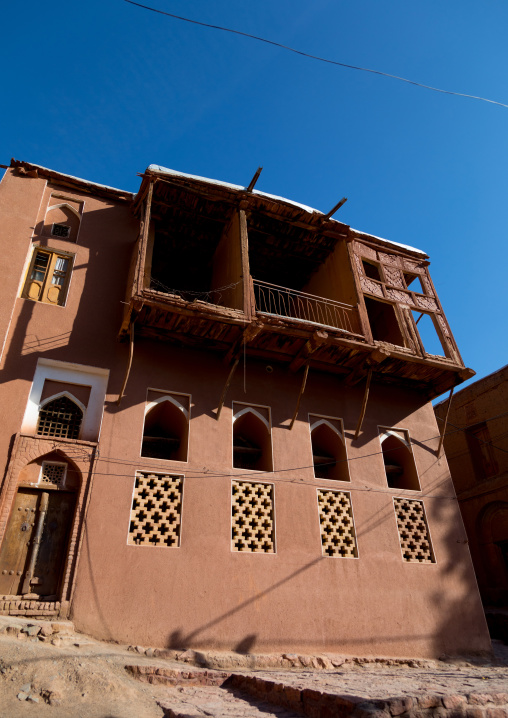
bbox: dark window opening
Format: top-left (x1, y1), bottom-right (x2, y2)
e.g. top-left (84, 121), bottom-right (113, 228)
top-left (364, 297), bottom-right (406, 346)
top-left (362, 260), bottom-right (382, 282)
top-left (36, 396), bottom-right (83, 440)
top-left (51, 223), bottom-right (71, 238)
top-left (381, 433), bottom-right (420, 491)
top-left (233, 411), bottom-right (272, 472)
top-left (411, 311), bottom-right (447, 357)
top-left (142, 399), bottom-right (188, 462)
top-left (403, 272), bottom-right (425, 294)
top-left (310, 421), bottom-right (349, 482)
top-left (465, 422), bottom-right (498, 481)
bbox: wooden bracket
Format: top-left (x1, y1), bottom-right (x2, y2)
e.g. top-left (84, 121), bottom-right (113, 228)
top-left (437, 387), bottom-right (454, 458)
top-left (346, 348), bottom-right (389, 387)
top-left (216, 358), bottom-right (240, 420)
top-left (289, 330), bottom-right (328, 372)
top-left (117, 322), bottom-right (135, 405)
top-left (224, 321), bottom-right (264, 365)
top-left (354, 368), bottom-right (373, 439)
top-left (289, 365), bottom-right (310, 430)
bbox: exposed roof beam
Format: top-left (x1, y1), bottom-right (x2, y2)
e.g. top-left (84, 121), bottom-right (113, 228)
top-left (246, 167), bottom-right (263, 192)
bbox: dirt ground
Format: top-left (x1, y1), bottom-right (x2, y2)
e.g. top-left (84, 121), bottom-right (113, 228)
top-left (0, 615), bottom-right (507, 718)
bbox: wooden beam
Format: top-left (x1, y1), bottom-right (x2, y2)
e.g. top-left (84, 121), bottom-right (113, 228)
top-left (437, 387), bottom-right (454, 457)
top-left (322, 197), bottom-right (347, 221)
top-left (289, 330), bottom-right (328, 372)
top-left (246, 167), bottom-right (263, 192)
top-left (354, 368), bottom-right (373, 439)
top-left (224, 321), bottom-right (264, 365)
top-left (216, 358), bottom-right (240, 420)
top-left (345, 348), bottom-right (389, 386)
top-left (289, 364), bottom-right (310, 430)
top-left (136, 180), bottom-right (154, 295)
top-left (117, 322), bottom-right (135, 405)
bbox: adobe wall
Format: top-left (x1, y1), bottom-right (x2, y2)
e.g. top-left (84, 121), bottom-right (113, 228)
top-left (68, 343), bottom-right (490, 658)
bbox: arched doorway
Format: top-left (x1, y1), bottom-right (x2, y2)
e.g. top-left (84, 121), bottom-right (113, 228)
top-left (0, 452), bottom-right (79, 600)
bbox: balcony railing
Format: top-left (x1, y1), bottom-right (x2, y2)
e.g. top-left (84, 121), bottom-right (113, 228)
top-left (253, 280), bottom-right (362, 336)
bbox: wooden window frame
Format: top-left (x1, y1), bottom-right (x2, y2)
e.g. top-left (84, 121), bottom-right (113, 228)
top-left (22, 248), bottom-right (74, 307)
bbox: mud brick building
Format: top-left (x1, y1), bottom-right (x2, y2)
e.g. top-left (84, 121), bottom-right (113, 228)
top-left (0, 159), bottom-right (491, 657)
top-left (435, 366), bottom-right (508, 610)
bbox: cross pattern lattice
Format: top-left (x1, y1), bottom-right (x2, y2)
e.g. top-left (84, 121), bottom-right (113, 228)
top-left (232, 481), bottom-right (275, 553)
top-left (40, 462), bottom-right (66, 487)
top-left (394, 498), bottom-right (434, 563)
top-left (128, 472), bottom-right (183, 547)
top-left (317, 490), bottom-right (358, 558)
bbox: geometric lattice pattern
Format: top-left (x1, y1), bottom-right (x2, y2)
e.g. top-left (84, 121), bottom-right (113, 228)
top-left (36, 396), bottom-right (83, 440)
top-left (317, 490), bottom-right (358, 558)
top-left (40, 461), bottom-right (66, 487)
top-left (232, 481), bottom-right (275, 553)
top-left (394, 498), bottom-right (435, 563)
top-left (128, 472), bottom-right (183, 547)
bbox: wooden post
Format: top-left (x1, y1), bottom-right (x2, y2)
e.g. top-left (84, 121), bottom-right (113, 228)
top-left (437, 387), bottom-right (454, 457)
top-left (354, 368), bottom-right (373, 439)
top-left (289, 364), bottom-right (309, 430)
top-left (117, 322), bottom-right (135, 405)
top-left (136, 180), bottom-right (154, 295)
top-left (216, 358), bottom-right (240, 420)
top-left (22, 492), bottom-right (49, 595)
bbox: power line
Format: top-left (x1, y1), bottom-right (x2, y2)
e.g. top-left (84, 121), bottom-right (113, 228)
top-left (123, 0), bottom-right (508, 110)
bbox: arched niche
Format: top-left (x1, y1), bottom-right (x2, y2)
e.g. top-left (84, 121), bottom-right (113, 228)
top-left (380, 429), bottom-right (420, 491)
top-left (0, 451), bottom-right (80, 600)
top-left (309, 416), bottom-right (349, 482)
top-left (43, 203), bottom-right (81, 242)
top-left (36, 393), bottom-right (84, 440)
top-left (142, 395), bottom-right (189, 462)
top-left (233, 406), bottom-right (273, 472)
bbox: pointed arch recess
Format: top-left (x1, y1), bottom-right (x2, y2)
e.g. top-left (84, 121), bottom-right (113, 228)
top-left (309, 414), bottom-right (349, 482)
top-left (142, 393), bottom-right (189, 462)
top-left (379, 427), bottom-right (420, 491)
top-left (232, 403), bottom-right (273, 472)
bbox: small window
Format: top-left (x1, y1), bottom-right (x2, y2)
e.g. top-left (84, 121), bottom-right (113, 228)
top-left (142, 393), bottom-right (190, 462)
top-left (362, 260), bottom-right (382, 282)
top-left (51, 223), bottom-right (71, 238)
top-left (309, 415), bottom-right (349, 482)
top-left (232, 403), bottom-right (273, 472)
top-left (36, 395), bottom-right (83, 440)
top-left (22, 249), bottom-right (73, 306)
top-left (380, 428), bottom-right (420, 491)
top-left (403, 272), bottom-right (425, 294)
top-left (364, 297), bottom-right (406, 346)
top-left (411, 311), bottom-right (447, 357)
top-left (39, 461), bottom-right (68, 488)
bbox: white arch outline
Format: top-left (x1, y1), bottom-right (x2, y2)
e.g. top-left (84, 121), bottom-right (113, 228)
top-left (309, 418), bottom-right (345, 443)
top-left (39, 391), bottom-right (87, 416)
top-left (145, 394), bottom-right (189, 420)
top-left (46, 202), bottom-right (81, 220)
top-left (232, 406), bottom-right (270, 431)
top-left (379, 429), bottom-right (411, 449)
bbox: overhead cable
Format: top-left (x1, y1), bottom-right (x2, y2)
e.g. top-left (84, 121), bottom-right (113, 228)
top-left (123, 0), bottom-right (508, 109)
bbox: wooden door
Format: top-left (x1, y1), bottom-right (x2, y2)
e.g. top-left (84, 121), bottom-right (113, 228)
top-left (0, 489), bottom-right (39, 595)
top-left (0, 488), bottom-right (76, 598)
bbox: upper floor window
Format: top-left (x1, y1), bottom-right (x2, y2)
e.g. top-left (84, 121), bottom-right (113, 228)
top-left (141, 392), bottom-right (190, 462)
top-left (309, 414), bottom-right (349, 482)
top-left (232, 403), bottom-right (273, 472)
top-left (36, 395), bottom-right (83, 440)
top-left (379, 428), bottom-right (420, 491)
top-left (22, 249), bottom-right (73, 306)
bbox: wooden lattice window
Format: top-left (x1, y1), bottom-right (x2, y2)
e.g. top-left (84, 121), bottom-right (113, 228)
top-left (394, 498), bottom-right (435, 563)
top-left (232, 481), bottom-right (275, 553)
top-left (128, 472), bottom-right (183, 547)
top-left (51, 223), bottom-right (71, 238)
top-left (36, 396), bottom-right (83, 439)
top-left (317, 489), bottom-right (358, 558)
top-left (22, 249), bottom-right (73, 306)
top-left (39, 461), bottom-right (67, 488)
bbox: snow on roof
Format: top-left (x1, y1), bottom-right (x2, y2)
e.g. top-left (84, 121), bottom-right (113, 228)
top-left (148, 165), bottom-right (427, 257)
top-left (13, 160), bottom-right (133, 197)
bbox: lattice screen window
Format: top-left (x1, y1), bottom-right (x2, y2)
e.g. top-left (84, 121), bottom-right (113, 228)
top-left (128, 472), bottom-right (183, 547)
top-left (36, 395), bottom-right (83, 439)
top-left (394, 498), bottom-right (435, 563)
top-left (52, 223), bottom-right (71, 238)
top-left (317, 489), bottom-right (358, 558)
top-left (39, 461), bottom-right (67, 488)
top-left (232, 481), bottom-right (275, 553)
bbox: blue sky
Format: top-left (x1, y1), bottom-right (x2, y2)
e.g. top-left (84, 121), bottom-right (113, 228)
top-left (2, 0), bottom-right (507, 392)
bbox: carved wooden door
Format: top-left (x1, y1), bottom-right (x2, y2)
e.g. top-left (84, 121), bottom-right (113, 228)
top-left (0, 488), bottom-right (75, 598)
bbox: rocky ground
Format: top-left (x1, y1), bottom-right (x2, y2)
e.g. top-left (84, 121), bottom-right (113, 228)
top-left (0, 615), bottom-right (507, 718)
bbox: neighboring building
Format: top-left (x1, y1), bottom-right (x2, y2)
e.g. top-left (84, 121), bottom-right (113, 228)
top-left (434, 366), bottom-right (508, 608)
top-left (0, 159), bottom-right (490, 658)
